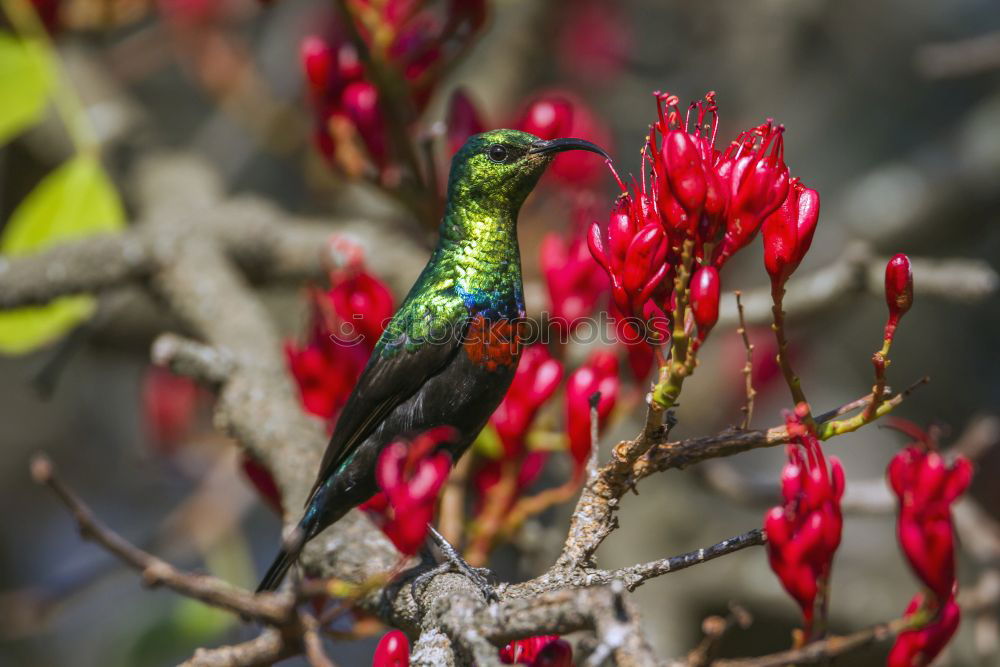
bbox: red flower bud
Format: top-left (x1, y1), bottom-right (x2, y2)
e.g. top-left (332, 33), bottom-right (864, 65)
top-left (884, 253), bottom-right (913, 342)
top-left (565, 350), bottom-right (619, 471)
top-left (541, 227), bottom-right (608, 335)
top-left (762, 179), bottom-right (820, 287)
top-left (715, 123), bottom-right (790, 265)
top-left (888, 593), bottom-right (960, 667)
top-left (690, 266), bottom-right (721, 336)
top-left (373, 629), bottom-right (409, 667)
top-left (301, 36), bottom-right (334, 96)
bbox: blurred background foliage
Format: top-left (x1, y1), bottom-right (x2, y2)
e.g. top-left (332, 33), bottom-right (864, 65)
top-left (1, 0), bottom-right (999, 664)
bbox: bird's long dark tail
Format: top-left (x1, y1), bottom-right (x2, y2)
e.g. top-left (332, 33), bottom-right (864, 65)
top-left (256, 514), bottom-right (315, 593)
top-left (256, 543), bottom-right (300, 593)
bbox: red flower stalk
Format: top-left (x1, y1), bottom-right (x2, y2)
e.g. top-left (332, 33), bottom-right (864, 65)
top-left (884, 253), bottom-right (914, 343)
top-left (764, 403), bottom-right (844, 634)
top-left (516, 91), bottom-right (612, 188)
top-left (500, 635), bottom-right (572, 666)
top-left (490, 345), bottom-right (564, 459)
top-left (888, 592), bottom-right (961, 667)
top-left (761, 178), bottom-right (820, 289)
top-left (565, 349), bottom-right (619, 471)
top-left (372, 629), bottom-right (409, 667)
top-left (541, 225), bottom-right (609, 336)
top-left (689, 266), bottom-right (720, 338)
top-left (363, 427), bottom-right (455, 555)
top-left (887, 444), bottom-right (972, 601)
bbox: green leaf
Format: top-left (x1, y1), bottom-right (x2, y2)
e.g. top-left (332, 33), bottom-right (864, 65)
top-left (0, 154), bottom-right (125, 354)
top-left (0, 31), bottom-right (54, 146)
top-left (472, 422), bottom-right (504, 459)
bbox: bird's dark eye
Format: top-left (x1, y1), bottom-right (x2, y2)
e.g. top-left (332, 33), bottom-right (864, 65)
top-left (487, 143), bottom-right (509, 163)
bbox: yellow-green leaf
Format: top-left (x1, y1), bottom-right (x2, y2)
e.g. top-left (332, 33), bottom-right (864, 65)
top-left (0, 154), bottom-right (125, 354)
top-left (472, 422), bottom-right (504, 459)
top-left (0, 31), bottom-right (54, 146)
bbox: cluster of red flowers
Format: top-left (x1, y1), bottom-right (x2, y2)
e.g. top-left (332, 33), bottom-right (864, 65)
top-left (499, 634), bottom-right (573, 666)
top-left (588, 92), bottom-right (819, 350)
top-left (301, 0), bottom-right (486, 175)
top-left (285, 247), bottom-right (394, 423)
top-left (361, 427), bottom-right (455, 555)
top-left (764, 403), bottom-right (844, 635)
top-left (886, 431), bottom-right (972, 666)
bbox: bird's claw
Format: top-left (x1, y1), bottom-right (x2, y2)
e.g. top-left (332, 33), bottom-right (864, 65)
top-left (423, 525), bottom-right (500, 603)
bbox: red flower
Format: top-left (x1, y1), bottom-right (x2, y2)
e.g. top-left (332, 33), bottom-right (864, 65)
top-left (888, 592), bottom-right (961, 667)
top-left (689, 266), bottom-right (720, 338)
top-left (141, 366), bottom-right (200, 450)
top-left (764, 403), bottom-right (844, 632)
top-left (516, 91), bottom-right (612, 188)
top-left (286, 255), bottom-right (394, 423)
top-left (500, 635), bottom-right (572, 666)
top-left (565, 349), bottom-right (619, 471)
top-left (587, 199), bottom-right (669, 318)
top-left (490, 345), bottom-right (564, 459)
top-left (887, 445), bottom-right (972, 601)
top-left (373, 629), bottom-right (409, 667)
top-left (761, 178), bottom-right (820, 289)
top-left (541, 226), bottom-right (609, 336)
top-left (714, 122), bottom-right (790, 265)
top-left (364, 428), bottom-right (455, 555)
top-left (884, 253), bottom-right (914, 343)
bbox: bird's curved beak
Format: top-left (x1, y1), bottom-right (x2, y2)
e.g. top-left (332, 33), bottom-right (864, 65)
top-left (528, 137), bottom-right (610, 160)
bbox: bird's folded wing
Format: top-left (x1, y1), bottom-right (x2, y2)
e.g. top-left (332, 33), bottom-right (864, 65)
top-left (304, 315), bottom-right (470, 504)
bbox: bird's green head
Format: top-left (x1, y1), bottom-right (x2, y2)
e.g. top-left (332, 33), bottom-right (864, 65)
top-left (447, 129), bottom-right (609, 214)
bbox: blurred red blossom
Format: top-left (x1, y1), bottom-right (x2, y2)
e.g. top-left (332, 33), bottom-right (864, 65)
top-left (516, 91), bottom-right (613, 188)
top-left (888, 592), bottom-right (961, 667)
top-left (372, 628), bottom-right (409, 667)
top-left (764, 403), bottom-right (844, 634)
top-left (541, 227), bottom-right (609, 336)
top-left (565, 349), bottom-right (619, 472)
top-left (446, 87), bottom-right (486, 156)
top-left (555, 0), bottom-right (629, 84)
top-left (361, 427), bottom-right (455, 555)
top-left (499, 634), bottom-right (572, 666)
top-left (887, 439), bottom-right (972, 602)
top-left (490, 345), bottom-right (564, 459)
top-left (141, 366), bottom-right (201, 450)
top-left (285, 253), bottom-right (394, 424)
